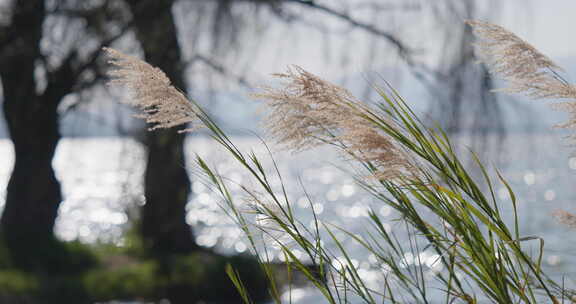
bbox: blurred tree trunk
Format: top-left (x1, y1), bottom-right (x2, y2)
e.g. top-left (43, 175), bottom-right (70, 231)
top-left (0, 0), bottom-right (121, 272)
top-left (426, 0), bottom-right (505, 161)
top-left (0, 0), bottom-right (63, 270)
top-left (125, 1), bottom-right (198, 302)
top-left (125, 0), bottom-right (197, 257)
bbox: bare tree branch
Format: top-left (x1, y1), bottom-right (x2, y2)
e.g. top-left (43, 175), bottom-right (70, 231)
top-left (191, 54), bottom-right (253, 88)
top-left (284, 0), bottom-right (412, 56)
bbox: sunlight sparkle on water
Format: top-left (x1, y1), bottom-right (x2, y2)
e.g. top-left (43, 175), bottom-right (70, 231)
top-left (281, 288), bottom-right (308, 302)
top-left (348, 204), bottom-right (369, 218)
top-left (312, 203), bottom-right (324, 214)
top-left (332, 257), bottom-right (359, 271)
top-left (357, 268), bottom-right (382, 289)
top-left (498, 187), bottom-right (509, 200)
top-left (524, 172), bottom-right (536, 185)
top-left (196, 192), bottom-right (213, 206)
top-left (569, 157), bottom-right (576, 170)
top-left (234, 242), bottom-right (247, 253)
top-left (544, 189), bottom-right (556, 201)
top-left (400, 252), bottom-right (414, 267)
top-left (196, 234), bottom-right (218, 247)
top-left (341, 184), bottom-right (356, 197)
top-left (297, 196), bottom-right (309, 208)
top-left (379, 206), bottom-right (391, 217)
top-left (186, 209), bottom-right (221, 225)
top-left (320, 168), bottom-right (334, 184)
top-left (368, 254), bottom-right (378, 264)
top-left (547, 255), bottom-right (561, 266)
top-left (1, 136), bottom-right (576, 301)
top-left (326, 187), bottom-right (340, 201)
top-left (192, 181), bottom-right (207, 194)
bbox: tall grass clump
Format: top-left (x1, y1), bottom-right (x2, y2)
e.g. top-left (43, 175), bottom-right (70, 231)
top-left (105, 26), bottom-right (575, 303)
top-left (467, 20), bottom-right (576, 230)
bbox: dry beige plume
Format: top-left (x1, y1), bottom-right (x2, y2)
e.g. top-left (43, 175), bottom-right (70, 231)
top-left (468, 20), bottom-right (576, 138)
top-left (467, 20), bottom-right (576, 100)
top-left (252, 66), bottom-right (356, 151)
top-left (468, 21), bottom-right (576, 229)
top-left (552, 210), bottom-right (576, 229)
top-left (252, 66), bottom-right (418, 181)
top-left (104, 47), bottom-right (199, 131)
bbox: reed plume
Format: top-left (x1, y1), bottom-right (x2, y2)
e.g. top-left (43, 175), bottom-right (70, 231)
top-left (552, 210), bottom-right (576, 229)
top-left (253, 66), bottom-right (418, 180)
top-left (104, 47), bottom-right (200, 131)
top-left (467, 20), bottom-right (576, 100)
top-left (468, 22), bottom-right (576, 230)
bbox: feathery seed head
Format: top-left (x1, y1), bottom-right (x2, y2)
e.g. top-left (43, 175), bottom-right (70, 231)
top-left (340, 122), bottom-right (418, 180)
top-left (552, 209), bottom-right (576, 229)
top-left (252, 65), bottom-right (358, 151)
top-left (468, 20), bottom-right (576, 136)
top-left (467, 20), bottom-right (576, 100)
top-left (104, 47), bottom-right (200, 131)
top-left (253, 66), bottom-right (419, 181)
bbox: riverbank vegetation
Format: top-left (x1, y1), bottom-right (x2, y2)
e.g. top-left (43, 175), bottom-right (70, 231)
top-left (0, 235), bottom-right (270, 303)
top-left (106, 20), bottom-right (576, 303)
